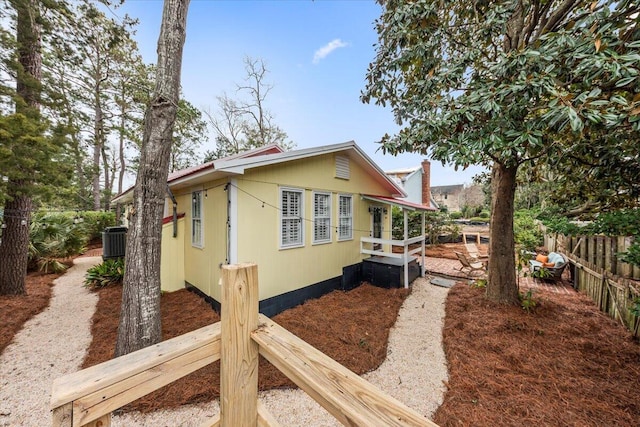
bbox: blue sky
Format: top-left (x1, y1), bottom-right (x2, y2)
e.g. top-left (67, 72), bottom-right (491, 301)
top-left (108, 0), bottom-right (485, 186)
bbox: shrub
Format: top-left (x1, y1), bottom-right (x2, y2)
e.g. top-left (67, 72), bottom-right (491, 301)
top-left (540, 209), bottom-right (640, 237)
top-left (84, 258), bottom-right (124, 290)
top-left (514, 210), bottom-right (542, 251)
top-left (519, 289), bottom-right (537, 313)
top-left (589, 209), bottom-right (640, 236)
top-left (79, 211), bottom-right (116, 241)
top-left (541, 216), bottom-right (583, 235)
top-left (29, 212), bottom-right (88, 272)
top-left (617, 241), bottom-right (640, 267)
top-left (449, 211), bottom-right (463, 220)
top-left (391, 208), bottom-right (460, 243)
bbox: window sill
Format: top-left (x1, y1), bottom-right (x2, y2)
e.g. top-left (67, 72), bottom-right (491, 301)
top-left (279, 244), bottom-right (304, 250)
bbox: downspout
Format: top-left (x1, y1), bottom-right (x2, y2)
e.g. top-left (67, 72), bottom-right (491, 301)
top-left (166, 184), bottom-right (178, 238)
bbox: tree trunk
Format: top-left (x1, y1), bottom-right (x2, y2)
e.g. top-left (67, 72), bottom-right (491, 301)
top-left (115, 0), bottom-right (190, 357)
top-left (0, 0), bottom-right (41, 296)
top-left (0, 195), bottom-right (33, 295)
top-left (101, 145), bottom-right (112, 210)
top-left (92, 89), bottom-right (103, 211)
top-left (486, 161), bottom-right (520, 305)
top-left (116, 98), bottom-right (126, 223)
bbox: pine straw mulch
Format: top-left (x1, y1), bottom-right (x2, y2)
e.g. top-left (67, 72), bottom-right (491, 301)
top-left (5, 242), bottom-right (640, 424)
top-left (434, 283), bottom-right (640, 426)
top-left (82, 283), bottom-right (409, 413)
top-left (0, 264), bottom-right (71, 354)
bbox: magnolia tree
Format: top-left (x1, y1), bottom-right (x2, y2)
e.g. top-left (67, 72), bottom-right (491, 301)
top-left (363, 0), bottom-right (640, 304)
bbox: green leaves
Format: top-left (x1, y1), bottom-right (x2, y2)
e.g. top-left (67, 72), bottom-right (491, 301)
top-left (567, 107), bottom-right (584, 132)
top-left (363, 0), bottom-right (640, 210)
top-left (84, 257), bottom-right (124, 290)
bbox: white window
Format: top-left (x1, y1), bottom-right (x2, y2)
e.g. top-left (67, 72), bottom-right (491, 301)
top-left (280, 188), bottom-right (304, 248)
top-left (338, 194), bottom-right (353, 241)
top-left (191, 191), bottom-right (203, 248)
top-left (313, 192), bottom-right (331, 244)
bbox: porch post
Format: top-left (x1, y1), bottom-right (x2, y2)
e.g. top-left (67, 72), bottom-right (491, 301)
top-left (421, 211), bottom-right (426, 277)
top-left (403, 209), bottom-right (409, 289)
top-left (221, 263), bottom-right (259, 426)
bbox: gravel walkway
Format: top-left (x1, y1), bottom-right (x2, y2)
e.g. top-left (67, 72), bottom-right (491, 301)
top-left (0, 265), bottom-right (449, 426)
top-left (0, 256), bottom-right (101, 427)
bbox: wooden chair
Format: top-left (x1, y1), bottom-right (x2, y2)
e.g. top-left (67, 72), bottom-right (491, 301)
top-left (454, 251), bottom-right (486, 276)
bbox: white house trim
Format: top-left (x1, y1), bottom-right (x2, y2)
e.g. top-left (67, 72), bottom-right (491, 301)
top-left (228, 178), bottom-right (238, 264)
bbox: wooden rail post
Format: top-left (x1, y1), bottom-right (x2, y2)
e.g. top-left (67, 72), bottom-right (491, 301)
top-left (220, 263), bottom-right (259, 427)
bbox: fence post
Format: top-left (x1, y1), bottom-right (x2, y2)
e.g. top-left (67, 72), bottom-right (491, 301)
top-left (220, 263), bottom-right (259, 427)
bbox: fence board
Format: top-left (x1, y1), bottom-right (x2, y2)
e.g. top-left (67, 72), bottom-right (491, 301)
top-left (621, 237), bottom-right (633, 278)
top-left (596, 237), bottom-right (604, 270)
top-left (51, 323), bottom-right (221, 410)
top-left (604, 238), bottom-right (612, 273)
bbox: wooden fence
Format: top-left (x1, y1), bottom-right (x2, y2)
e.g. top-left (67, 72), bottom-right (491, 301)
top-left (541, 226), bottom-right (640, 280)
top-left (51, 263), bottom-right (437, 427)
top-left (540, 225), bottom-right (640, 338)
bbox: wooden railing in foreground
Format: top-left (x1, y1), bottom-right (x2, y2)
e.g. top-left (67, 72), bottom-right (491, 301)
top-left (51, 263), bottom-right (437, 427)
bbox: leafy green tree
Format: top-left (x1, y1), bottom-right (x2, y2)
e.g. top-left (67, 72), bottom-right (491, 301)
top-left (66, 2), bottom-right (138, 211)
top-left (110, 40), bottom-right (152, 224)
top-left (363, 0), bottom-right (639, 304)
top-left (0, 0), bottom-right (45, 295)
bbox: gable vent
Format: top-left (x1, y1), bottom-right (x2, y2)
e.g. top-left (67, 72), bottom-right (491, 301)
top-left (335, 155), bottom-right (350, 180)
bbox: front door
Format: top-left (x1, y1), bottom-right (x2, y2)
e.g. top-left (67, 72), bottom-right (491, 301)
top-left (371, 206), bottom-right (383, 251)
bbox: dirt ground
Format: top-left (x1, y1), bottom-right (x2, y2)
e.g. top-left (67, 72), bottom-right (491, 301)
top-left (3, 242), bottom-right (640, 425)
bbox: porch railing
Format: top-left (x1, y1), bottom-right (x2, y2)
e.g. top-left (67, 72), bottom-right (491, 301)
top-left (360, 235), bottom-right (426, 288)
top-left (51, 263), bottom-right (437, 427)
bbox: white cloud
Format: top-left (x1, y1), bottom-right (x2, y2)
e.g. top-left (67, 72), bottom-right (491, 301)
top-left (313, 39), bottom-right (349, 64)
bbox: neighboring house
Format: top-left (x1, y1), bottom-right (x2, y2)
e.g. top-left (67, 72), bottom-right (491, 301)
top-left (386, 160), bottom-right (439, 210)
top-left (113, 141), bottom-right (431, 316)
top-left (431, 185), bottom-right (464, 212)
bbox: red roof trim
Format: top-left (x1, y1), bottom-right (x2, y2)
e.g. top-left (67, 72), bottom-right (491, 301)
top-left (167, 162), bottom-right (215, 184)
top-left (162, 212), bottom-right (185, 225)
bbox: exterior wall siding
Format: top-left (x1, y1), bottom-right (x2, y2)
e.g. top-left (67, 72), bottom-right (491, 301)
top-left (402, 171), bottom-right (423, 205)
top-left (160, 217), bottom-right (185, 292)
top-left (159, 152), bottom-right (395, 308)
top-left (168, 181), bottom-right (228, 301)
top-left (236, 153), bottom-right (393, 301)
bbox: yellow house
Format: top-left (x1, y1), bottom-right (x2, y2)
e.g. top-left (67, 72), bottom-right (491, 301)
top-left (114, 141), bottom-right (433, 316)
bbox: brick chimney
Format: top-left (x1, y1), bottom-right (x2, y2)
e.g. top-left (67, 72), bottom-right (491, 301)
top-left (421, 160), bottom-right (431, 206)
